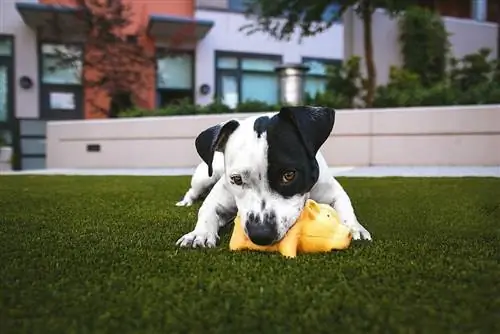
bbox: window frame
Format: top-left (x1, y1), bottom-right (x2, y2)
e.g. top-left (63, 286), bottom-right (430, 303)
top-left (155, 48), bottom-right (195, 106)
top-left (301, 57), bottom-right (342, 97)
top-left (39, 42), bottom-right (84, 86)
top-left (215, 51), bottom-right (282, 108)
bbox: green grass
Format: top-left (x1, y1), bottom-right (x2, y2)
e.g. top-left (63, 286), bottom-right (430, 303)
top-left (0, 176), bottom-right (499, 334)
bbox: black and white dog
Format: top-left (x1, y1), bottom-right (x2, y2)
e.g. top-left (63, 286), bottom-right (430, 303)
top-left (175, 106), bottom-right (372, 248)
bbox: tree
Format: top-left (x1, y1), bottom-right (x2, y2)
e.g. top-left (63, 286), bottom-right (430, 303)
top-left (44, 0), bottom-right (156, 117)
top-left (240, 0), bottom-right (415, 107)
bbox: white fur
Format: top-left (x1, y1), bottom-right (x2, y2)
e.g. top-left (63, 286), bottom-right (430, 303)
top-left (176, 114), bottom-right (372, 248)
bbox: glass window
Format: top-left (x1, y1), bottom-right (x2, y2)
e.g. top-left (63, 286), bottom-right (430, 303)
top-left (303, 60), bottom-right (329, 76)
top-left (321, 3), bottom-right (342, 22)
top-left (41, 44), bottom-right (82, 85)
top-left (241, 58), bottom-right (279, 72)
top-left (302, 58), bottom-right (341, 97)
top-left (229, 0), bottom-right (254, 12)
top-left (157, 53), bottom-right (193, 89)
top-left (241, 73), bottom-right (278, 104)
top-left (305, 77), bottom-right (328, 97)
top-left (0, 39), bottom-right (12, 56)
top-left (217, 57), bottom-right (238, 69)
top-left (220, 75), bottom-right (239, 109)
top-left (215, 53), bottom-right (281, 108)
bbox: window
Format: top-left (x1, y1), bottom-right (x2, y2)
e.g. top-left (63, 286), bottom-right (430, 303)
top-left (302, 58), bottom-right (341, 98)
top-left (320, 3), bottom-right (342, 22)
top-left (0, 38), bottom-right (12, 56)
top-left (156, 51), bottom-right (194, 106)
top-left (41, 44), bottom-right (82, 85)
top-left (229, 0), bottom-right (254, 12)
top-left (215, 52), bottom-right (281, 108)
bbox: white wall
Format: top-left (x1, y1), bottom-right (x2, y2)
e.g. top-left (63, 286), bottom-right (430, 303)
top-left (0, 0), bottom-right (39, 118)
top-left (194, 9), bottom-right (344, 105)
top-left (46, 105), bottom-right (500, 169)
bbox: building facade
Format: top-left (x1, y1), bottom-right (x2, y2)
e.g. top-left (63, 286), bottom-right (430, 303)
top-left (0, 0), bottom-right (498, 170)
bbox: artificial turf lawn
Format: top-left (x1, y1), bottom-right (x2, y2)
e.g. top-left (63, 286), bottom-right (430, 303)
top-left (0, 176), bottom-right (499, 334)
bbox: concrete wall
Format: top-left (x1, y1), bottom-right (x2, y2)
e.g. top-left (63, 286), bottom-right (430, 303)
top-left (343, 9), bottom-right (499, 85)
top-left (194, 9), bottom-right (344, 105)
top-left (0, 0), bottom-right (39, 118)
top-left (46, 105), bottom-right (500, 169)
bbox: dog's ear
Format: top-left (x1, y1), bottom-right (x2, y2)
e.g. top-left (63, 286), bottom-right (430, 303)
top-left (195, 120), bottom-right (240, 177)
top-left (278, 106), bottom-right (336, 159)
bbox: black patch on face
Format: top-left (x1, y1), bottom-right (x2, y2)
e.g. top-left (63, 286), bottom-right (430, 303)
top-left (215, 204), bottom-right (237, 224)
top-left (261, 115), bottom-right (320, 198)
top-left (261, 200), bottom-right (266, 210)
top-left (253, 116), bottom-right (270, 138)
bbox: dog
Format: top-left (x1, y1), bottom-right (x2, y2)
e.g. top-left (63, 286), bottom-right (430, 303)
top-left (175, 106), bottom-right (372, 248)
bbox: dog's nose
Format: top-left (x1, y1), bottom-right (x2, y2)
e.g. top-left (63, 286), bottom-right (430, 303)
top-left (245, 211), bottom-right (277, 246)
top-left (246, 223), bottom-right (276, 246)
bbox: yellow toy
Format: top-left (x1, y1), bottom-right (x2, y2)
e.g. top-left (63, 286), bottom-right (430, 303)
top-left (229, 199), bottom-right (352, 258)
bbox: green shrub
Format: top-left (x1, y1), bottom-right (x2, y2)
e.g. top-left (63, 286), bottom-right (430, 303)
top-left (449, 48), bottom-right (496, 91)
top-left (307, 56), bottom-right (364, 108)
top-left (305, 91), bottom-right (352, 109)
top-left (117, 98), bottom-right (278, 118)
top-left (198, 98), bottom-right (232, 114)
top-left (398, 6), bottom-right (450, 87)
top-left (235, 99), bottom-right (277, 113)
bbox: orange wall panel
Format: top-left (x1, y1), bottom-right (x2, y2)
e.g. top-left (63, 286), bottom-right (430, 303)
top-left (144, 0), bottom-right (194, 17)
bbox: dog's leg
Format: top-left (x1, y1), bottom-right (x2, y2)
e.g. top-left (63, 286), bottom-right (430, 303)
top-left (176, 178), bottom-right (236, 248)
top-left (176, 153), bottom-right (224, 207)
top-left (311, 154), bottom-right (372, 241)
top-left (176, 160), bottom-right (223, 207)
top-left (327, 178), bottom-right (372, 241)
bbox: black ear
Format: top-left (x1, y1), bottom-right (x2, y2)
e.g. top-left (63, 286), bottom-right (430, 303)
top-left (278, 106), bottom-right (336, 159)
top-left (195, 120), bottom-right (240, 177)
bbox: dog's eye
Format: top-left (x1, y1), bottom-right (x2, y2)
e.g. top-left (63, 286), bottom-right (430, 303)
top-left (281, 170), bottom-right (296, 184)
top-left (230, 174), bottom-right (243, 186)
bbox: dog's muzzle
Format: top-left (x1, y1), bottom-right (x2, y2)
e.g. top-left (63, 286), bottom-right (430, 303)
top-left (245, 211), bottom-right (278, 246)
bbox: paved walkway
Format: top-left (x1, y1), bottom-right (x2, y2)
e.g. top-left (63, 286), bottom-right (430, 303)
top-left (1, 166), bottom-right (500, 177)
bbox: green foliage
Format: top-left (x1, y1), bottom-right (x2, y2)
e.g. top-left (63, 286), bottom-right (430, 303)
top-left (398, 6), bottom-right (450, 86)
top-left (234, 99), bottom-right (279, 113)
top-left (449, 48), bottom-right (496, 91)
top-left (118, 98), bottom-right (278, 118)
top-left (241, 0), bottom-right (417, 41)
top-left (306, 56), bottom-right (365, 109)
top-left (312, 47), bottom-right (500, 109)
top-left (372, 49), bottom-right (500, 108)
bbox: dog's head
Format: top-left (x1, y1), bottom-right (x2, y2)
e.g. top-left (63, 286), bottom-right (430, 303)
top-left (195, 106), bottom-right (336, 246)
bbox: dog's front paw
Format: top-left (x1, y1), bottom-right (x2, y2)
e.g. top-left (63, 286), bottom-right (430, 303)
top-left (175, 199), bottom-right (193, 207)
top-left (346, 221), bottom-right (372, 241)
top-left (175, 230), bottom-right (218, 248)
